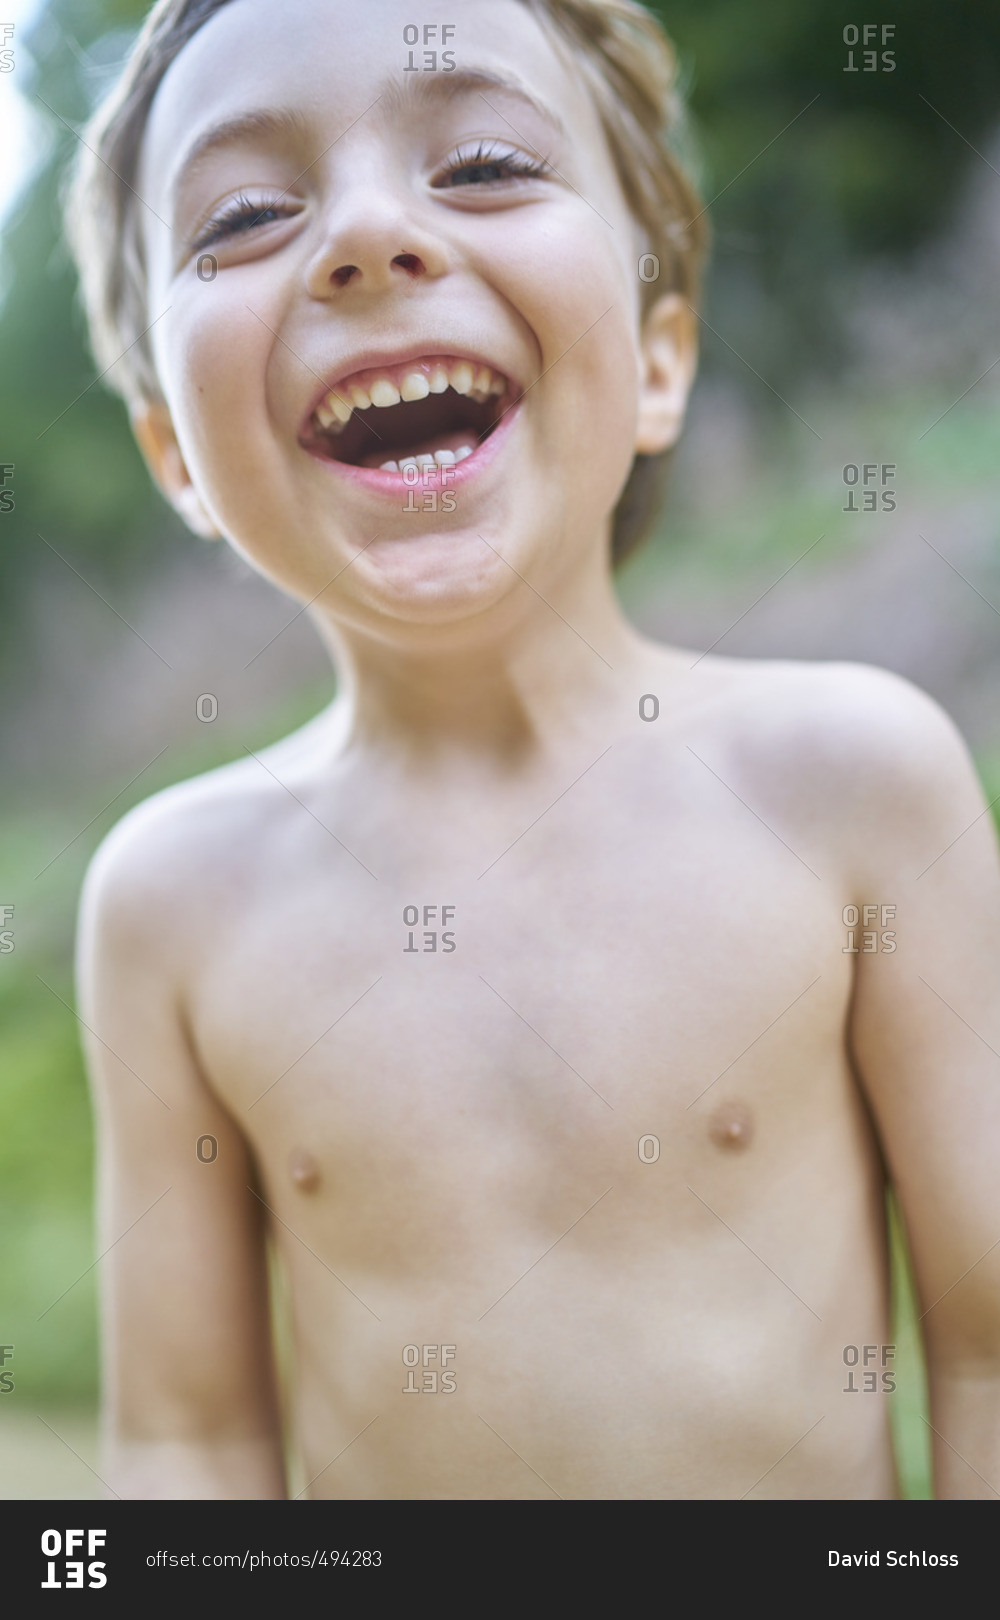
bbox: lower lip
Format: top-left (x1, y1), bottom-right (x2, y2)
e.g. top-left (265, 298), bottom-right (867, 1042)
top-left (304, 399), bottom-right (521, 497)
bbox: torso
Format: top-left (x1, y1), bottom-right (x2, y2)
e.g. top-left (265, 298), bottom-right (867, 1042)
top-left (181, 654), bottom-right (898, 1498)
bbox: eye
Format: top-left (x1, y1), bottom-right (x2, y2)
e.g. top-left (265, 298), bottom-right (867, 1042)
top-left (433, 141), bottom-right (549, 189)
top-left (191, 192), bottom-right (299, 254)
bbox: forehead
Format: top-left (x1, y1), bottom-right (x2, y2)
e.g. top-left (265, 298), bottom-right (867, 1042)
top-left (141, 0), bottom-right (604, 186)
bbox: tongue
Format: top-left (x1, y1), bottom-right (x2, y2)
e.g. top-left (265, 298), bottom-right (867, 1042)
top-left (358, 427), bottom-right (483, 470)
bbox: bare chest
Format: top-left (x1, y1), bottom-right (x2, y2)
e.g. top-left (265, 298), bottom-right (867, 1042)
top-left (188, 791), bottom-right (855, 1240)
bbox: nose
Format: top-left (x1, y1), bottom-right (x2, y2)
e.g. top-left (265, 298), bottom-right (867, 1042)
top-left (303, 178), bottom-right (450, 299)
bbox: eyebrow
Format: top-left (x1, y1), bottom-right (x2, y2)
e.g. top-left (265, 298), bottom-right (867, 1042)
top-left (167, 67), bottom-right (566, 206)
top-left (167, 106), bottom-right (314, 208)
top-left (386, 67), bottom-right (568, 142)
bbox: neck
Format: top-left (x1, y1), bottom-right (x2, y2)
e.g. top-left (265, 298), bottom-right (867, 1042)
top-left (313, 538), bottom-right (650, 770)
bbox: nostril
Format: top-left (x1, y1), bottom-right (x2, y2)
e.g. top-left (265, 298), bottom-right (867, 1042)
top-left (393, 252), bottom-right (424, 277)
top-left (333, 263), bottom-right (359, 287)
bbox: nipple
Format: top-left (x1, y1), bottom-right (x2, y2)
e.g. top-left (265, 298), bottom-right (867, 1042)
top-left (709, 1102), bottom-right (753, 1150)
top-left (289, 1149), bottom-right (321, 1192)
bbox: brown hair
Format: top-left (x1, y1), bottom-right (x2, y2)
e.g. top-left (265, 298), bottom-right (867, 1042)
top-left (65, 0), bottom-right (707, 562)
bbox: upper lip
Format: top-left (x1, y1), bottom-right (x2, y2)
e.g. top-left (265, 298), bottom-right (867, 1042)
top-left (299, 342), bottom-right (521, 436)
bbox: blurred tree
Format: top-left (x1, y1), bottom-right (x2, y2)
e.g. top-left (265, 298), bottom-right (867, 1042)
top-left (651, 0), bottom-right (1000, 386)
top-left (0, 0), bottom-right (165, 673)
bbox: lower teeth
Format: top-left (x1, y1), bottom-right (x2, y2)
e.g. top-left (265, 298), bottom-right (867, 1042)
top-left (379, 445), bottom-right (474, 473)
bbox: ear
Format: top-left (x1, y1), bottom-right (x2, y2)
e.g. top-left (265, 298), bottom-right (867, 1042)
top-left (130, 400), bottom-right (221, 539)
top-left (635, 292), bottom-right (698, 455)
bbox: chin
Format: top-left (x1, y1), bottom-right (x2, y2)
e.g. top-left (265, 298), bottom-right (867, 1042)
top-left (347, 525), bottom-right (525, 626)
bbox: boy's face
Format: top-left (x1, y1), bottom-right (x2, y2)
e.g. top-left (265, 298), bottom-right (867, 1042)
top-left (136, 0), bottom-right (694, 635)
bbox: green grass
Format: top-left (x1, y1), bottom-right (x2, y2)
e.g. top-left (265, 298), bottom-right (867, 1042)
top-left (888, 1194), bottom-right (932, 1499)
top-left (0, 960), bottom-right (97, 1405)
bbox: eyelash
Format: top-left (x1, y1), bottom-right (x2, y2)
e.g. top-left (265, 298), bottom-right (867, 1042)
top-left (192, 191), bottom-right (294, 252)
top-left (434, 141), bottom-right (550, 188)
top-left (190, 145), bottom-right (548, 254)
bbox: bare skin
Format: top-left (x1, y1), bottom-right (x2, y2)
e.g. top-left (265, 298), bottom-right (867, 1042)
top-left (76, 0), bottom-right (1000, 1499)
top-left (79, 644), bottom-right (1000, 1500)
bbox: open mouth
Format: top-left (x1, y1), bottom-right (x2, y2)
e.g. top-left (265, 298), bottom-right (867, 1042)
top-left (302, 353), bottom-right (516, 474)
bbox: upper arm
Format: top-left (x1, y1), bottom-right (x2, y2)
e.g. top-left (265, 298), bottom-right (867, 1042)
top-left (837, 671), bottom-right (1000, 1365)
top-left (76, 801), bottom-right (284, 1482)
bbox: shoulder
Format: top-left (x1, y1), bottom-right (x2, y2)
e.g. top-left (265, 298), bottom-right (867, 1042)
top-left (77, 731), bottom-right (318, 967)
top-left (81, 701), bottom-right (343, 926)
top-left (693, 657), bottom-right (988, 873)
top-left (700, 656), bottom-right (974, 782)
top-left (78, 761), bottom-right (258, 956)
top-left (746, 659), bottom-right (968, 769)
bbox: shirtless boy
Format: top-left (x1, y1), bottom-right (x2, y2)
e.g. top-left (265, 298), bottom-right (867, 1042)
top-left (69, 0), bottom-right (1000, 1499)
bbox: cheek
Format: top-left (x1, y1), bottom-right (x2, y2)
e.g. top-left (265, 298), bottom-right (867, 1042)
top-left (152, 285), bottom-right (276, 505)
top-left (506, 233), bottom-right (641, 500)
top-left (565, 309), bottom-right (642, 515)
top-left (498, 209), bottom-right (641, 412)
top-left (150, 282), bottom-right (329, 594)
top-left (499, 207), bottom-right (632, 340)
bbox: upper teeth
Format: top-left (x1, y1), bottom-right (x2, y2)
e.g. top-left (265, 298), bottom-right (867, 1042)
top-left (315, 360), bottom-right (505, 432)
